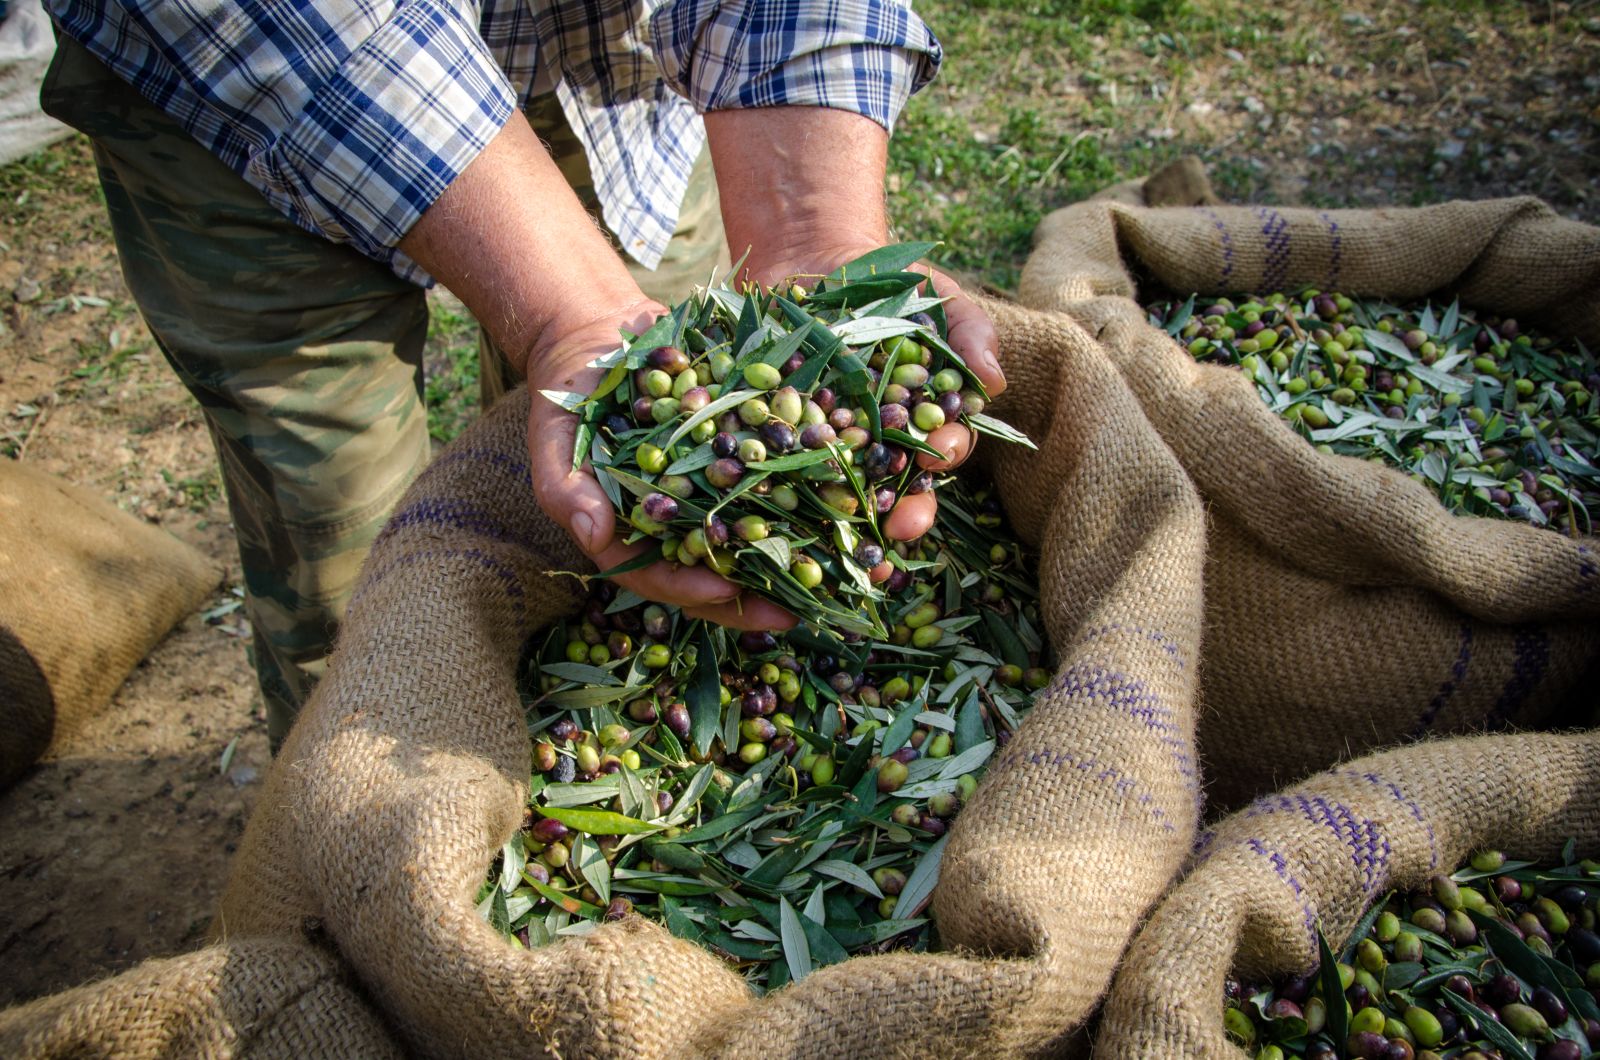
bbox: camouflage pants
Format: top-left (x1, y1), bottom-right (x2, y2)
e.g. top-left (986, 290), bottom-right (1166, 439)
top-left (42, 36), bottom-right (726, 746)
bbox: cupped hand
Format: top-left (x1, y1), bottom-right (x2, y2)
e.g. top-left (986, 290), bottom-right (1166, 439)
top-left (524, 302), bottom-right (796, 630)
top-left (740, 244), bottom-right (1007, 549)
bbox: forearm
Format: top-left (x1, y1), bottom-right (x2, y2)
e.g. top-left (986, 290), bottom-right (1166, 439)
top-left (398, 115), bottom-right (652, 376)
top-left (706, 106), bottom-right (891, 271)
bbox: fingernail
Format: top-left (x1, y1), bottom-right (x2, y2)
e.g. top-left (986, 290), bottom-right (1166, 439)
top-left (980, 347), bottom-right (1002, 379)
top-left (572, 512), bottom-right (597, 552)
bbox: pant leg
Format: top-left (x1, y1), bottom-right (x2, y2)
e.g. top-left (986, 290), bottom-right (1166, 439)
top-left (478, 94), bottom-right (729, 407)
top-left (42, 38), bottom-right (433, 747)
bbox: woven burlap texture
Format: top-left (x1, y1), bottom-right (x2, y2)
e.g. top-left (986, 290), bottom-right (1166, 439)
top-left (1096, 729), bottom-right (1600, 1059)
top-left (0, 936), bottom-right (402, 1058)
top-left (0, 458), bottom-right (220, 788)
top-left (214, 300), bottom-right (1205, 1057)
top-left (1018, 195), bottom-right (1600, 806)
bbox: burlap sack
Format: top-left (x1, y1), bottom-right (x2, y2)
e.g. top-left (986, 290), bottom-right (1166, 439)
top-left (0, 936), bottom-right (402, 1057)
top-left (1096, 729), bottom-right (1600, 1058)
top-left (215, 300), bottom-right (1205, 1057)
top-left (1018, 191), bottom-right (1600, 807)
top-left (0, 458), bottom-right (221, 787)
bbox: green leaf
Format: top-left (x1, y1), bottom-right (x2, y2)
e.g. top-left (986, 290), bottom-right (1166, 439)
top-left (665, 444), bottom-right (717, 476)
top-left (982, 609), bottom-right (1031, 670)
top-left (571, 832), bottom-right (612, 905)
top-left (812, 859), bottom-right (883, 898)
top-left (688, 623), bottom-right (721, 756)
top-left (798, 909), bottom-right (850, 968)
top-left (745, 535), bottom-right (792, 570)
top-left (665, 805), bottom-right (763, 846)
top-left (953, 687), bottom-right (985, 753)
top-left (1317, 926), bottom-right (1349, 1052)
top-left (538, 389), bottom-right (588, 412)
top-left (1440, 988), bottom-right (1535, 1060)
top-left (499, 834), bottom-right (526, 895)
top-left (528, 876), bottom-right (605, 918)
top-left (1469, 909), bottom-right (1600, 1022)
top-left (666, 388), bottom-right (758, 449)
top-left (893, 833), bottom-right (949, 918)
top-left (830, 316), bottom-right (927, 346)
top-left (882, 427), bottom-right (947, 460)
top-left (967, 412), bottom-right (1038, 450)
top-left (828, 242), bottom-right (939, 280)
top-left (594, 545), bottom-right (664, 580)
top-left (534, 805), bottom-right (658, 835)
top-left (879, 700), bottom-right (923, 755)
top-left (746, 447), bottom-right (838, 473)
top-left (779, 897), bottom-right (814, 981)
top-left (539, 662), bottom-right (623, 686)
top-left (542, 684), bottom-right (652, 707)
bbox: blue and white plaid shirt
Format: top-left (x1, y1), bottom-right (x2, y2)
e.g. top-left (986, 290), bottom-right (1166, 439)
top-left (46, 0), bottom-right (941, 285)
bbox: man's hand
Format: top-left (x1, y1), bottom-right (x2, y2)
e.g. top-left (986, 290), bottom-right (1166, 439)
top-left (704, 107), bottom-right (1006, 549)
top-left (399, 116), bottom-right (792, 629)
top-left (523, 305), bottom-right (794, 629)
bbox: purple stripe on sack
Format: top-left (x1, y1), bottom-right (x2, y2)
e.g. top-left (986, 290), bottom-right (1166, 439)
top-left (1046, 663), bottom-right (1198, 788)
top-left (1340, 769), bottom-right (1438, 870)
top-left (1484, 628), bottom-right (1550, 728)
top-left (1318, 211), bottom-right (1343, 289)
top-left (1196, 206), bottom-right (1237, 283)
top-left (1242, 795), bottom-right (1389, 897)
top-left (1578, 545), bottom-right (1596, 592)
top-left (1193, 828), bottom-right (1217, 860)
top-left (992, 744), bottom-right (1182, 832)
top-left (427, 446), bottom-right (534, 488)
top-left (1410, 625), bottom-right (1474, 738)
top-left (381, 498), bottom-right (538, 549)
top-left (351, 547), bottom-right (527, 616)
top-left (1077, 623), bottom-right (1188, 669)
top-left (1246, 838), bottom-right (1317, 948)
top-left (1255, 207), bottom-right (1291, 292)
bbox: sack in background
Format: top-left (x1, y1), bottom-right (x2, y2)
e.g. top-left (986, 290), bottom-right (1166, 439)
top-left (1097, 730), bottom-right (1600, 1058)
top-left (1019, 188), bottom-right (1600, 807)
top-left (0, 459), bottom-right (220, 787)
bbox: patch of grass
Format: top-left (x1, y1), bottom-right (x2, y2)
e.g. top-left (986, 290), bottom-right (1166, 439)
top-left (160, 466), bottom-right (223, 512)
top-left (423, 293), bottom-right (481, 444)
top-left (889, 105), bottom-right (1118, 290)
top-left (0, 137), bottom-right (106, 238)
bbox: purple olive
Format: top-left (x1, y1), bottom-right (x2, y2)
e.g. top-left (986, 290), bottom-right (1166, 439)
top-left (760, 420), bottom-right (797, 453)
top-left (663, 702), bottom-right (691, 738)
top-left (879, 402), bottom-right (910, 431)
top-left (646, 346), bottom-right (690, 375)
top-left (711, 431), bottom-right (738, 458)
top-left (642, 492), bottom-right (679, 523)
top-left (706, 458), bottom-right (745, 489)
top-left (800, 423), bottom-right (837, 450)
top-left (530, 817), bottom-right (569, 844)
top-left (855, 541), bottom-right (885, 569)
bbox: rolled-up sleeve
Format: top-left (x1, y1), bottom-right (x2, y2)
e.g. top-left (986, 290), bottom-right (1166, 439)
top-left (648, 0), bottom-right (942, 133)
top-left (47, 0), bottom-right (517, 282)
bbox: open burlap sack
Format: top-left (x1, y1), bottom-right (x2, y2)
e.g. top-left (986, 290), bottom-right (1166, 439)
top-left (1096, 729), bottom-right (1600, 1059)
top-left (215, 299), bottom-right (1205, 1057)
top-left (0, 458), bottom-right (221, 787)
top-left (1018, 192), bottom-right (1600, 807)
top-left (0, 936), bottom-right (401, 1057)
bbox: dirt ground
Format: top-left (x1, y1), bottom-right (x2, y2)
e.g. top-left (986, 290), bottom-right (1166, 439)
top-left (1, 0), bottom-right (1597, 1013)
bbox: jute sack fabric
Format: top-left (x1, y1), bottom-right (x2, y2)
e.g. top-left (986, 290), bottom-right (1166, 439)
top-left (0, 936), bottom-right (402, 1057)
top-left (0, 458), bottom-right (220, 787)
top-left (215, 299), bottom-right (1206, 1057)
top-left (1018, 194), bottom-right (1600, 807)
top-left (1096, 729), bottom-right (1600, 1058)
